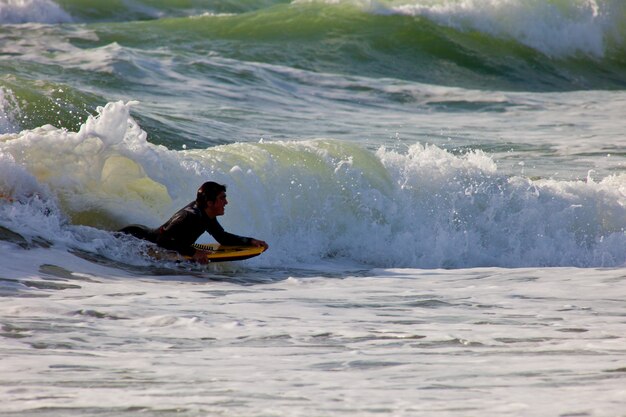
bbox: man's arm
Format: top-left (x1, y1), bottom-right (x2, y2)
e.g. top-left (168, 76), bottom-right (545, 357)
top-left (206, 218), bottom-right (268, 249)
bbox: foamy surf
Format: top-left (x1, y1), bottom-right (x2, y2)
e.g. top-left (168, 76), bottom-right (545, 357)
top-left (1, 101), bottom-right (624, 269)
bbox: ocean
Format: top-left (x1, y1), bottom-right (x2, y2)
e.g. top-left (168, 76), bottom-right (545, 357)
top-left (1, 0), bottom-right (626, 415)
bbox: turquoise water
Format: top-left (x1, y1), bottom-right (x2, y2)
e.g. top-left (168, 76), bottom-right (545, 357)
top-left (1, 1), bottom-right (626, 416)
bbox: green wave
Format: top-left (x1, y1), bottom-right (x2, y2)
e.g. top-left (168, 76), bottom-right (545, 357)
top-left (0, 76), bottom-right (102, 133)
top-left (55, 0), bottom-right (291, 22)
top-left (88, 2), bottom-right (626, 91)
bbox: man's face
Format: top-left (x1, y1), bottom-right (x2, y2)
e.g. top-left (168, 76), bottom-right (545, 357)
top-left (205, 191), bottom-right (228, 217)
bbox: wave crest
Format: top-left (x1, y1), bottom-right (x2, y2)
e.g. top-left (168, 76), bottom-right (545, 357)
top-left (2, 102), bottom-right (625, 268)
top-left (384, 0), bottom-right (624, 58)
top-left (0, 0), bottom-right (72, 24)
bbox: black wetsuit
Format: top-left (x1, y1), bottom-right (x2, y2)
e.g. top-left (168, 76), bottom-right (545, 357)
top-left (120, 201), bottom-right (252, 256)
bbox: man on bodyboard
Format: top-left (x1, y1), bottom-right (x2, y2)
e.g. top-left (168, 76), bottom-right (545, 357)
top-left (119, 181), bottom-right (268, 263)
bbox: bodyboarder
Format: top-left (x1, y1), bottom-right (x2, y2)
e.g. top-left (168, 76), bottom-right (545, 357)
top-left (119, 181), bottom-right (268, 263)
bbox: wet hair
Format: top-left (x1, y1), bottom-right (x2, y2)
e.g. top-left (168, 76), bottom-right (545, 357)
top-left (196, 181), bottom-right (226, 208)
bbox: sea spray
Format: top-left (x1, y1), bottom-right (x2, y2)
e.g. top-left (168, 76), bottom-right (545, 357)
top-left (0, 102), bottom-right (174, 229)
top-left (376, 144), bottom-right (626, 267)
top-left (0, 0), bottom-right (72, 24)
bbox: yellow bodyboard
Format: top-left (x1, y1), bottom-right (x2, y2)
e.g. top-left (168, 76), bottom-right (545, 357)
top-left (148, 243), bottom-right (265, 263)
top-left (189, 243), bottom-right (265, 262)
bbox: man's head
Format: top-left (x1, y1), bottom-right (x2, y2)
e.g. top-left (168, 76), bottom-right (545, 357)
top-left (197, 181), bottom-right (228, 217)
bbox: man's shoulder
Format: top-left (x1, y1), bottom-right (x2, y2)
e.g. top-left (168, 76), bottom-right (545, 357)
top-left (167, 201), bottom-right (200, 223)
top-left (182, 201), bottom-right (201, 215)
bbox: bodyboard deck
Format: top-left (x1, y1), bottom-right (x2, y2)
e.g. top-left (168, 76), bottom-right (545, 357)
top-left (190, 243), bottom-right (265, 262)
top-left (148, 243), bottom-right (265, 263)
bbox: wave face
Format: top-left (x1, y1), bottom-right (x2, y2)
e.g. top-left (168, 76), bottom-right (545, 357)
top-left (1, 0), bottom-right (625, 91)
top-left (1, 102), bottom-right (625, 268)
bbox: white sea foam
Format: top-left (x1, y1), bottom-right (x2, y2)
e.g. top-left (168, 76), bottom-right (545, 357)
top-left (1, 101), bottom-right (625, 268)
